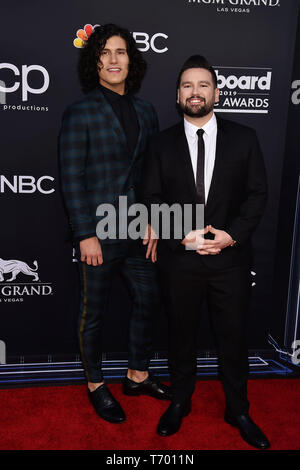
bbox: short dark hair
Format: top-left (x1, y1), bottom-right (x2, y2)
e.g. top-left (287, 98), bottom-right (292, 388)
top-left (78, 23), bottom-right (147, 94)
top-left (176, 55), bottom-right (218, 89)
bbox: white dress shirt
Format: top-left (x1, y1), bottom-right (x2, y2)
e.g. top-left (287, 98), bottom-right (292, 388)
top-left (184, 113), bottom-right (218, 203)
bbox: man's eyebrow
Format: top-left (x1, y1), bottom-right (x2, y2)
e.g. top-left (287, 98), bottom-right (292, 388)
top-left (102, 48), bottom-right (127, 51)
top-left (181, 80), bottom-right (211, 85)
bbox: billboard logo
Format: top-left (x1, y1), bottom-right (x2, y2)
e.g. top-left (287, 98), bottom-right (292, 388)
top-left (217, 71), bottom-right (271, 90)
top-left (0, 63), bottom-right (50, 102)
top-left (0, 340), bottom-right (6, 364)
top-left (214, 67), bottom-right (272, 114)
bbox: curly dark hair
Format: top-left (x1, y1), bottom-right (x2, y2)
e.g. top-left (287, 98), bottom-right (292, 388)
top-left (78, 23), bottom-right (147, 94)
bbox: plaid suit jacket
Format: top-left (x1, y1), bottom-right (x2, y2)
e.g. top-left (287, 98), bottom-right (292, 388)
top-left (59, 87), bottom-right (159, 241)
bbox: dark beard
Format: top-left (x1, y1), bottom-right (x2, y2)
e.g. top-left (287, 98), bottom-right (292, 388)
top-left (180, 97), bottom-right (214, 118)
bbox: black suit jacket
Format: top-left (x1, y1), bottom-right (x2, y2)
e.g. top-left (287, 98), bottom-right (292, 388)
top-left (141, 116), bottom-right (268, 270)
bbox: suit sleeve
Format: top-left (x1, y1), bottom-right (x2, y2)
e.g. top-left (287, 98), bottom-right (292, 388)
top-left (58, 105), bottom-right (96, 241)
top-left (225, 131), bottom-right (268, 246)
top-left (141, 137), bottom-right (185, 253)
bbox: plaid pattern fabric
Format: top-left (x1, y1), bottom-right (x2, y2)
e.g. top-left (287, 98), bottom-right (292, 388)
top-left (59, 87), bottom-right (159, 240)
top-left (59, 89), bottom-right (160, 381)
top-left (77, 241), bottom-right (160, 382)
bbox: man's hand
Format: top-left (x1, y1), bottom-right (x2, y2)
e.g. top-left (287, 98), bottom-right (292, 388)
top-left (143, 224), bottom-right (158, 263)
top-left (80, 236), bottom-right (103, 266)
top-left (196, 225), bottom-right (234, 255)
top-left (181, 226), bottom-right (210, 251)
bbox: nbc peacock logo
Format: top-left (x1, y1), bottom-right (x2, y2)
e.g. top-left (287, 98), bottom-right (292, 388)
top-left (73, 24), bottom-right (99, 48)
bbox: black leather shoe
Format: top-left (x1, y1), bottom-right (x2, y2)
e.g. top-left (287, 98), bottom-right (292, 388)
top-left (123, 375), bottom-right (172, 400)
top-left (225, 411), bottom-right (270, 449)
top-left (88, 384), bottom-right (126, 423)
top-left (157, 401), bottom-right (191, 436)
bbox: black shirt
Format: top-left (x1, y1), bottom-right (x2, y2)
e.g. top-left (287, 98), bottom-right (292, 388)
top-left (100, 85), bottom-right (140, 157)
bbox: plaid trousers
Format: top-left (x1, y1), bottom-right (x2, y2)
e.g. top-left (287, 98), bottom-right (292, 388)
top-left (77, 240), bottom-right (160, 382)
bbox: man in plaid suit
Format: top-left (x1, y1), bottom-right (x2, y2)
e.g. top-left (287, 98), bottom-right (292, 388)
top-left (59, 24), bottom-right (171, 423)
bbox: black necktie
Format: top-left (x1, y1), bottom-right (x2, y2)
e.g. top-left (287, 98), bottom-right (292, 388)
top-left (196, 128), bottom-right (205, 204)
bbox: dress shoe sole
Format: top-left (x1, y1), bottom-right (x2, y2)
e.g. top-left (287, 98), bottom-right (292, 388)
top-left (224, 415), bottom-right (270, 450)
top-left (94, 411), bottom-right (126, 424)
top-left (224, 414), bottom-right (237, 427)
top-left (99, 415), bottom-right (126, 424)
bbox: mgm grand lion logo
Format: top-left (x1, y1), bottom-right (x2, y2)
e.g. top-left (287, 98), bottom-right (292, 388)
top-left (0, 258), bottom-right (39, 282)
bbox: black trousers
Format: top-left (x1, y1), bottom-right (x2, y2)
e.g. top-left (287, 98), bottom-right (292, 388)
top-left (159, 257), bottom-right (251, 416)
top-left (77, 240), bottom-right (160, 383)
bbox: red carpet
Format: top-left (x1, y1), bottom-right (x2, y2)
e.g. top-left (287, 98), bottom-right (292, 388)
top-left (0, 379), bottom-right (299, 450)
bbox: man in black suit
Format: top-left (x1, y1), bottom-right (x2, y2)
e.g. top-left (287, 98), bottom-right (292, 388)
top-left (141, 55), bottom-right (270, 449)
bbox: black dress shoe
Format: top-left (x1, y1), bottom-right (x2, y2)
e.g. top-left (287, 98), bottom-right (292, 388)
top-left (225, 411), bottom-right (270, 449)
top-left (123, 375), bottom-right (172, 400)
top-left (88, 384), bottom-right (126, 423)
top-left (157, 401), bottom-right (191, 436)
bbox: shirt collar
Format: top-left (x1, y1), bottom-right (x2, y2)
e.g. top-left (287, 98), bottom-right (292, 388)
top-left (99, 84), bottom-right (130, 102)
top-left (184, 113), bottom-right (217, 139)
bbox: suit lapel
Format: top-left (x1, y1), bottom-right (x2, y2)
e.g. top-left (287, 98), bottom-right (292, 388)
top-left (205, 117), bottom-right (229, 209)
top-left (131, 98), bottom-right (145, 163)
top-left (175, 123), bottom-right (198, 200)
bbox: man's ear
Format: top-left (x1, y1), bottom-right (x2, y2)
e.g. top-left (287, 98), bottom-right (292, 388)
top-left (215, 87), bottom-right (220, 104)
top-left (177, 89), bottom-right (179, 104)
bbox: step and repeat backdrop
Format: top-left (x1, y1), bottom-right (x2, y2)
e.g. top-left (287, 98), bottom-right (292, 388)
top-left (1, 0), bottom-right (300, 382)
top-left (271, 4), bottom-right (300, 365)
